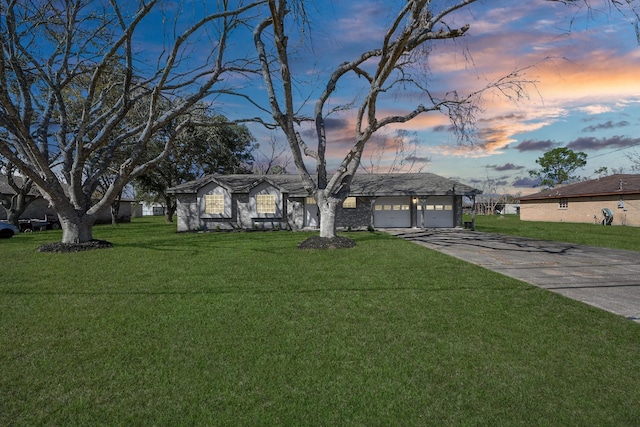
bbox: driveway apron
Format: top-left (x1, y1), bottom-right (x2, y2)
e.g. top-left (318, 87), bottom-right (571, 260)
top-left (385, 228), bottom-right (640, 323)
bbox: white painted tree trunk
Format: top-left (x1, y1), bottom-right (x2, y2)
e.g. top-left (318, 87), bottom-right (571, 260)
top-left (59, 215), bottom-right (96, 244)
top-left (6, 210), bottom-right (21, 228)
top-left (317, 196), bottom-right (339, 239)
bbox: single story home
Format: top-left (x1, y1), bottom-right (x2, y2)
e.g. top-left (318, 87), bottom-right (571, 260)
top-left (519, 174), bottom-right (640, 226)
top-left (167, 173), bottom-right (481, 232)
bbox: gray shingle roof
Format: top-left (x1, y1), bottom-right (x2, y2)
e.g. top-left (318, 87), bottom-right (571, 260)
top-left (167, 173), bottom-right (480, 197)
top-left (520, 174), bottom-right (640, 201)
top-left (349, 173), bottom-right (478, 196)
top-left (0, 175), bottom-right (42, 196)
top-left (166, 174), bottom-right (310, 196)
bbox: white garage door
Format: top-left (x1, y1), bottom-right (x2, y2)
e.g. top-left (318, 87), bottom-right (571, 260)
top-left (420, 196), bottom-right (454, 228)
top-left (374, 197), bottom-right (411, 228)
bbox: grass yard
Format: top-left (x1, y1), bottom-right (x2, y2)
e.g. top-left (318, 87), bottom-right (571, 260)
top-left (468, 214), bottom-right (640, 252)
top-left (1, 217), bottom-right (639, 425)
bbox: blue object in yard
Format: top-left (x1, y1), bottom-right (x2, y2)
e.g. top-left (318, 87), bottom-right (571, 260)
top-left (602, 208), bottom-right (613, 226)
top-left (0, 221), bottom-right (20, 238)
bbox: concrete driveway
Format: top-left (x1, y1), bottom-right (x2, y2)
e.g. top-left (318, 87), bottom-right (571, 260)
top-left (384, 228), bottom-right (640, 323)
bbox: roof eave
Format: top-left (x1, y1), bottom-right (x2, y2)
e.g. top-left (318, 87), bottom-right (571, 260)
top-left (521, 189), bottom-right (640, 201)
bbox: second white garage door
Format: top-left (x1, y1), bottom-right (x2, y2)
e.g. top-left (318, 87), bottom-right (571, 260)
top-left (419, 196), bottom-right (454, 228)
top-left (374, 197), bottom-right (411, 228)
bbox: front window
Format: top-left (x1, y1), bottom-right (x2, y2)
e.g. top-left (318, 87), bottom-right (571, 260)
top-left (205, 194), bottom-right (225, 214)
top-left (256, 194), bottom-right (276, 214)
top-left (342, 197), bottom-right (357, 208)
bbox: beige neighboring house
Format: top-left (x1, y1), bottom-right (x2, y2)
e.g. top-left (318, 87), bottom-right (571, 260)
top-left (519, 174), bottom-right (640, 226)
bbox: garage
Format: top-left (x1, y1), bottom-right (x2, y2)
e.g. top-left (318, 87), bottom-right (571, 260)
top-left (373, 197), bottom-right (411, 228)
top-left (420, 196), bottom-right (454, 228)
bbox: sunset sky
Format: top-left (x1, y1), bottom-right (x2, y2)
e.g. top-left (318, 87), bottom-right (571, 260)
top-left (192, 0), bottom-right (640, 194)
top-left (138, 0), bottom-right (640, 194)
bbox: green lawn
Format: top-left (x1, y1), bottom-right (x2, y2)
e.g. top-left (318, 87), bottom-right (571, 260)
top-left (468, 214), bottom-right (640, 252)
top-left (1, 218), bottom-right (639, 425)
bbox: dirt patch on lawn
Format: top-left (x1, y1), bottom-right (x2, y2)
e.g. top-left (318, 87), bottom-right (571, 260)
top-left (297, 236), bottom-right (356, 250)
top-left (38, 239), bottom-right (113, 253)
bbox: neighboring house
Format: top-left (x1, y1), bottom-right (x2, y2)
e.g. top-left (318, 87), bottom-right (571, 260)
top-left (499, 204), bottom-right (520, 215)
top-left (145, 205), bottom-right (165, 216)
top-left (0, 175), bottom-right (133, 224)
top-left (167, 173), bottom-right (481, 232)
top-left (520, 174), bottom-right (640, 226)
top-left (133, 202), bottom-right (165, 217)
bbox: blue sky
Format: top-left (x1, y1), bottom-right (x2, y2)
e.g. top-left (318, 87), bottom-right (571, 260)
top-left (159, 0), bottom-right (640, 194)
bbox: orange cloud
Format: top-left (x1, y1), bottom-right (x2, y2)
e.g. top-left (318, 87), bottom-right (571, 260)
top-left (424, 45), bottom-right (640, 158)
top-left (532, 50), bottom-right (640, 104)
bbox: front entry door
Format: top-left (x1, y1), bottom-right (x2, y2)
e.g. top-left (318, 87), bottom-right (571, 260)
top-left (304, 197), bottom-right (319, 227)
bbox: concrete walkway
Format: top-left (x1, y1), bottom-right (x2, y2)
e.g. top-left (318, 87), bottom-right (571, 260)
top-left (384, 228), bottom-right (640, 323)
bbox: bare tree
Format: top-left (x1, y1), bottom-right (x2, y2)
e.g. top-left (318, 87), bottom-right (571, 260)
top-left (475, 175), bottom-right (507, 216)
top-left (561, 0), bottom-right (640, 42)
top-left (252, 135), bottom-right (292, 174)
top-left (0, 0), bottom-right (263, 243)
top-left (252, 0), bottom-right (533, 238)
top-left (361, 130), bottom-right (429, 174)
top-left (627, 151), bottom-right (640, 173)
top-left (0, 159), bottom-right (38, 227)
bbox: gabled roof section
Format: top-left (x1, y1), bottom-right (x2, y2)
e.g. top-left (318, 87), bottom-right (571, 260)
top-left (167, 174), bottom-right (310, 197)
top-left (167, 173), bottom-right (479, 197)
top-left (240, 175), bottom-right (308, 196)
top-left (349, 173), bottom-right (479, 196)
top-left (166, 175), bottom-right (231, 194)
top-left (244, 176), bottom-right (289, 193)
top-left (520, 174), bottom-right (640, 201)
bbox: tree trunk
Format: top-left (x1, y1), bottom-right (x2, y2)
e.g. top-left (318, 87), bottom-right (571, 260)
top-left (59, 215), bottom-right (96, 244)
top-left (164, 206), bottom-right (176, 223)
top-left (317, 195), bottom-right (339, 238)
top-left (110, 201), bottom-right (120, 226)
top-left (6, 210), bottom-right (21, 228)
top-left (164, 195), bottom-right (176, 223)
